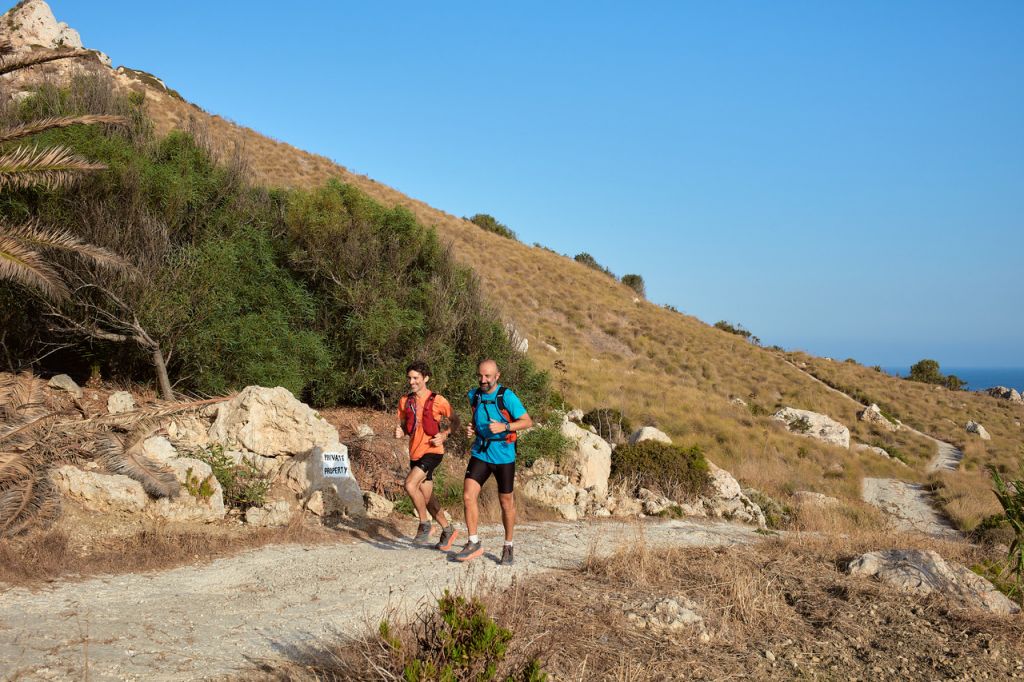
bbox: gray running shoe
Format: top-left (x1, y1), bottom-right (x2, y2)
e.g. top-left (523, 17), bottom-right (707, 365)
top-left (499, 545), bottom-right (514, 566)
top-left (454, 540), bottom-right (483, 562)
top-left (413, 521), bottom-right (432, 544)
top-left (435, 525), bottom-right (459, 551)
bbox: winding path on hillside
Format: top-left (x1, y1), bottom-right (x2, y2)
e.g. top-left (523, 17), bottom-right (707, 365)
top-left (781, 359), bottom-right (962, 535)
top-left (0, 518), bottom-right (759, 681)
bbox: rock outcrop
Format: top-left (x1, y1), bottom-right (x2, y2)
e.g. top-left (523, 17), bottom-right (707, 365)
top-left (966, 421), bottom-right (991, 441)
top-left (106, 391), bottom-right (135, 414)
top-left (773, 407), bottom-right (850, 448)
top-left (847, 549), bottom-right (1019, 615)
top-left (50, 466), bottom-right (147, 513)
top-left (628, 426), bottom-right (672, 445)
top-left (47, 374), bottom-right (82, 398)
top-left (245, 501), bottom-right (293, 528)
top-left (362, 491), bottom-right (393, 519)
top-left (986, 386), bottom-right (1023, 404)
top-left (626, 596), bottom-right (709, 641)
top-left (2, 0), bottom-right (82, 51)
top-left (857, 404), bottom-right (899, 432)
top-left (209, 386), bottom-right (341, 457)
top-left (703, 463), bottom-right (766, 527)
top-left (559, 418), bottom-right (611, 496)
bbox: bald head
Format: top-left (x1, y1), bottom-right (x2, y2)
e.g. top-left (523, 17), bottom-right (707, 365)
top-left (477, 359), bottom-right (500, 392)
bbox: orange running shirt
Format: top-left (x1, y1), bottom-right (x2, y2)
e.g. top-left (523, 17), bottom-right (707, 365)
top-left (397, 392), bottom-right (452, 461)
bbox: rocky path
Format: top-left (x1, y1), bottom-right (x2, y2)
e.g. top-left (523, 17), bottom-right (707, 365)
top-left (0, 518), bottom-right (759, 681)
top-left (782, 359), bottom-right (962, 535)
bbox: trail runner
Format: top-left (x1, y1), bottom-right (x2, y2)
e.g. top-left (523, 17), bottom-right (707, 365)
top-left (455, 359), bottom-right (533, 565)
top-left (394, 361), bottom-right (459, 549)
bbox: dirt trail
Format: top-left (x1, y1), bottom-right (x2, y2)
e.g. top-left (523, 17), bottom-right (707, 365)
top-left (782, 359), bottom-right (962, 535)
top-left (0, 518), bottom-right (759, 681)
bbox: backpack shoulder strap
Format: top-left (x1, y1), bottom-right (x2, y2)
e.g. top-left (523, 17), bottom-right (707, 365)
top-left (495, 386), bottom-right (510, 421)
top-left (470, 388), bottom-right (481, 410)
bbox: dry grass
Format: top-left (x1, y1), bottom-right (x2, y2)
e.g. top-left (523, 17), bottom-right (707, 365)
top-left (930, 469), bottom-right (1004, 533)
top-left (0, 508), bottom-right (336, 588)
top-left (250, 525), bottom-right (1024, 681)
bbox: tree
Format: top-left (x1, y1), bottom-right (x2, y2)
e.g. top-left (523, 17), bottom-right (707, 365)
top-left (621, 273), bottom-right (645, 298)
top-left (908, 359), bottom-right (942, 384)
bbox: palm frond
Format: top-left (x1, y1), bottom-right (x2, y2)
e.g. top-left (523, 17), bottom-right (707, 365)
top-left (0, 49), bottom-right (89, 76)
top-left (96, 432), bottom-right (179, 498)
top-left (0, 233), bottom-right (69, 300)
top-left (4, 220), bottom-right (132, 272)
top-left (0, 115), bottom-right (130, 144)
top-left (0, 474), bottom-right (59, 537)
top-left (0, 145), bottom-right (107, 191)
top-left (0, 451), bottom-right (34, 483)
top-left (0, 371), bottom-right (45, 420)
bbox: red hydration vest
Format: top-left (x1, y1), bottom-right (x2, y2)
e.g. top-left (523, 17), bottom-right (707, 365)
top-left (403, 391), bottom-right (440, 436)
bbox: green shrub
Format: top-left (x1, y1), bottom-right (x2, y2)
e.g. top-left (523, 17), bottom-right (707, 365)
top-left (621, 273), bottom-right (645, 298)
top-left (517, 424), bottom-right (572, 467)
top-left (582, 408), bottom-right (632, 444)
top-left (611, 440), bottom-right (710, 499)
top-left (383, 590), bottom-right (547, 682)
top-left (573, 252), bottom-right (614, 278)
top-left (466, 213), bottom-right (517, 240)
top-left (190, 444), bottom-right (272, 510)
top-left (713, 320), bottom-right (754, 341)
top-left (908, 358), bottom-right (965, 391)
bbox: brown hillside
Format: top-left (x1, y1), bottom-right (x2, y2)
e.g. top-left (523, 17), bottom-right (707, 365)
top-left (4, 21), bottom-right (1019, 509)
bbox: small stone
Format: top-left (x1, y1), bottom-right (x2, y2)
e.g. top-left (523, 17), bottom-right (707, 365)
top-left (47, 374), bottom-right (82, 398)
top-left (106, 391), bottom-right (135, 414)
top-left (766, 650), bottom-right (776, 662)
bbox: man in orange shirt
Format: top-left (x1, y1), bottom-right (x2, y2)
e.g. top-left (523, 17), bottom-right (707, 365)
top-left (394, 361), bottom-right (459, 548)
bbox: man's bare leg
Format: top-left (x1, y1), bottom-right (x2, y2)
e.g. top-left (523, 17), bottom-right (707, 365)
top-left (404, 467), bottom-right (430, 522)
top-left (463, 478), bottom-right (481, 538)
top-left (498, 492), bottom-right (516, 542)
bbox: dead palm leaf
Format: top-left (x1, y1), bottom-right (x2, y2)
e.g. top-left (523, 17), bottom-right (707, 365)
top-left (0, 451), bottom-right (34, 482)
top-left (0, 48), bottom-right (89, 76)
top-left (0, 475), bottom-right (60, 537)
top-left (0, 144), bottom-right (107, 191)
top-left (5, 220), bottom-right (131, 272)
top-left (95, 432), bottom-right (179, 498)
top-left (0, 115), bottom-right (130, 144)
top-left (0, 371), bottom-right (44, 419)
top-left (0, 232), bottom-right (69, 299)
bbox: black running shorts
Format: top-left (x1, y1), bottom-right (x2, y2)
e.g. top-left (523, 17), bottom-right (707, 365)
top-left (464, 456), bottom-right (516, 494)
top-left (410, 453), bottom-right (444, 481)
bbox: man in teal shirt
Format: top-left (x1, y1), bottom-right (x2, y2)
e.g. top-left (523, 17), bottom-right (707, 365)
top-left (454, 359), bottom-right (532, 565)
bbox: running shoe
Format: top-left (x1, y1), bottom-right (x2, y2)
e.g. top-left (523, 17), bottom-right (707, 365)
top-left (454, 540), bottom-right (483, 562)
top-left (499, 545), bottom-right (514, 566)
top-left (435, 525), bottom-right (459, 551)
top-left (413, 521), bottom-right (432, 544)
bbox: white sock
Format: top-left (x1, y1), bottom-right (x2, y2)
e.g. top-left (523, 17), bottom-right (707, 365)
top-left (504, 541), bottom-right (513, 547)
top-left (469, 534), bottom-right (479, 543)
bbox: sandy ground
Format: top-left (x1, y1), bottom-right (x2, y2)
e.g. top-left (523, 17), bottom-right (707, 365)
top-left (861, 478), bottom-right (960, 537)
top-left (0, 518), bottom-right (760, 681)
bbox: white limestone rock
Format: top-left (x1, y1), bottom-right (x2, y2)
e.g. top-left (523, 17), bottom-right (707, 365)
top-left (858, 403), bottom-right (899, 432)
top-left (847, 549), bottom-right (1019, 615)
top-left (986, 386), bottom-right (1023, 404)
top-left (281, 445), bottom-right (364, 518)
top-left (2, 1), bottom-right (82, 51)
top-left (208, 385), bottom-right (342, 457)
top-left (792, 490), bottom-right (841, 508)
top-left (966, 421), bottom-right (991, 440)
top-left (245, 500), bottom-right (292, 527)
top-left (106, 391), bottom-right (135, 414)
top-left (146, 457), bottom-right (225, 523)
top-left (701, 462), bottom-right (766, 528)
top-left (773, 407), bottom-right (850, 448)
top-left (50, 465), bottom-right (147, 513)
top-left (47, 373), bottom-right (82, 398)
top-left (559, 418), bottom-right (611, 496)
top-left (363, 491), bottom-right (393, 519)
top-left (628, 426), bottom-right (672, 445)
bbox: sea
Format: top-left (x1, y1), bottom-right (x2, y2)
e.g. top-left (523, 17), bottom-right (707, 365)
top-left (882, 367), bottom-right (1024, 393)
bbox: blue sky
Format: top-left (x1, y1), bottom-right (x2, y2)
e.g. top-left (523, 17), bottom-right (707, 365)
top-left (44, 1), bottom-right (1024, 367)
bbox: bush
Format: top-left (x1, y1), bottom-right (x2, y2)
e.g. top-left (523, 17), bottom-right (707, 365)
top-left (188, 444), bottom-right (272, 510)
top-left (573, 252), bottom-right (614, 278)
top-left (582, 408), bottom-right (632, 444)
top-left (908, 358), bottom-right (965, 391)
top-left (621, 273), bottom-right (645, 298)
top-left (713, 320), bottom-right (754, 341)
top-left (382, 590), bottom-right (547, 682)
top-left (517, 424), bottom-right (572, 467)
top-left (611, 440), bottom-right (710, 500)
top-left (466, 213), bottom-right (517, 240)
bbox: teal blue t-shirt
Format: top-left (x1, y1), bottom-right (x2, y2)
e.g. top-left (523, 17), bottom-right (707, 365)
top-left (468, 385), bottom-right (526, 464)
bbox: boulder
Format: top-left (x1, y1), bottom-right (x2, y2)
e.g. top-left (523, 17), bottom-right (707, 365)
top-left (106, 391), bottom-right (135, 414)
top-left (47, 374), bottom-right (82, 398)
top-left (355, 424), bottom-right (375, 439)
top-left (147, 457), bottom-right (225, 523)
top-left (792, 490), bottom-right (840, 508)
top-left (702, 463), bottom-right (766, 528)
top-left (607, 495), bottom-right (643, 517)
top-left (857, 404), bottom-right (899, 432)
top-left (208, 386), bottom-right (342, 457)
top-left (304, 490), bottom-right (326, 517)
top-left (224, 449), bottom-right (281, 478)
top-left (559, 419), bottom-right (611, 496)
top-left (966, 421), bottom-right (992, 440)
top-left (772, 407), bottom-right (850, 448)
top-left (852, 443), bottom-right (908, 467)
top-left (986, 386), bottom-right (1024, 404)
top-left (141, 436), bottom-right (178, 464)
top-left (505, 322), bottom-right (529, 354)
top-left (847, 549), bottom-right (1019, 616)
top-left (566, 409), bottom-right (585, 422)
top-left (165, 416), bottom-right (212, 450)
top-left (628, 426), bottom-right (672, 446)
top-left (520, 474), bottom-right (579, 508)
top-left (638, 488), bottom-right (675, 515)
top-left (730, 397), bottom-right (747, 407)
top-left (363, 491), bottom-right (393, 519)
top-left (245, 500), bottom-right (292, 527)
top-left (281, 445), bottom-right (364, 518)
top-left (2, 1), bottom-right (83, 51)
top-left (50, 466), bottom-right (147, 513)
top-left (528, 457), bottom-right (557, 476)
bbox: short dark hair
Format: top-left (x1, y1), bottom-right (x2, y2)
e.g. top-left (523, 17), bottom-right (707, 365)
top-left (406, 361), bottom-right (431, 378)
